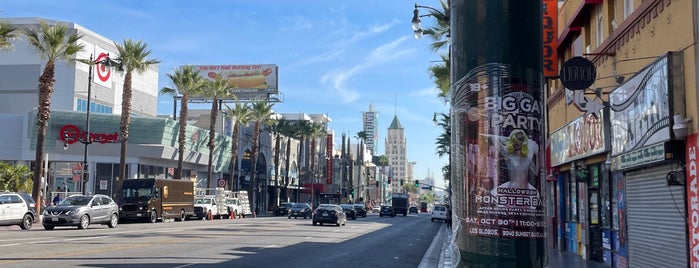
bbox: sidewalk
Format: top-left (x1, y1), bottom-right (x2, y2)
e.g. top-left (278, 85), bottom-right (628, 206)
top-left (420, 225), bottom-right (608, 268)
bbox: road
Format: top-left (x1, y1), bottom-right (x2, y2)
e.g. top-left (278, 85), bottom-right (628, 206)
top-left (0, 212), bottom-right (442, 268)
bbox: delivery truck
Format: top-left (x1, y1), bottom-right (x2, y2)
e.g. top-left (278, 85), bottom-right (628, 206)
top-left (118, 178), bottom-right (195, 223)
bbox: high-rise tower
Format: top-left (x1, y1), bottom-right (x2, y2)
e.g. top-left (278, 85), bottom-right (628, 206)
top-left (385, 115), bottom-right (406, 191)
top-left (362, 103), bottom-right (379, 156)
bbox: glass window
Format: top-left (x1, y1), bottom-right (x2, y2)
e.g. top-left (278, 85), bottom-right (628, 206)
top-left (600, 163), bottom-right (611, 228)
top-left (570, 173), bottom-right (578, 222)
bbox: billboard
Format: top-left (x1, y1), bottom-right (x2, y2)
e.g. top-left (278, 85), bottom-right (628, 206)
top-left (191, 64), bottom-right (278, 101)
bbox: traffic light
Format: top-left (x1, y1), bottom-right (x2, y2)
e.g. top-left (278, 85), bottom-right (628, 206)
top-left (414, 180), bottom-right (419, 187)
top-left (351, 190), bottom-right (355, 196)
top-left (388, 177), bottom-right (391, 184)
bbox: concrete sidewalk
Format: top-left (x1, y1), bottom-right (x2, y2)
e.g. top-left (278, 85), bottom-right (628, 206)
top-left (419, 225), bottom-right (608, 268)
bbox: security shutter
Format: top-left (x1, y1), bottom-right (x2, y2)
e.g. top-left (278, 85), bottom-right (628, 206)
top-left (626, 165), bottom-right (687, 268)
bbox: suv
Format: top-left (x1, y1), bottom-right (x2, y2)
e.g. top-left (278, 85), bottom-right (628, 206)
top-left (431, 205), bottom-right (447, 222)
top-left (353, 204), bottom-right (367, 218)
top-left (379, 205), bottom-right (395, 217)
top-left (0, 192), bottom-right (37, 230)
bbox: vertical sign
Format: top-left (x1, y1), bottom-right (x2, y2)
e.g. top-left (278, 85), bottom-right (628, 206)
top-left (687, 133), bottom-right (699, 267)
top-left (326, 134), bottom-right (333, 184)
top-left (93, 46), bottom-right (113, 87)
top-left (542, 0), bottom-right (558, 78)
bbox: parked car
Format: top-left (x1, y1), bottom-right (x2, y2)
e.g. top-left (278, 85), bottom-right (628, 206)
top-left (340, 204), bottom-right (357, 220)
top-left (275, 202), bottom-right (294, 216)
top-left (409, 206), bottom-right (419, 214)
top-left (43, 194), bottom-right (119, 230)
top-left (312, 204), bottom-right (346, 226)
top-left (0, 191), bottom-right (37, 230)
top-left (379, 205), bottom-right (395, 217)
top-left (353, 204), bottom-right (367, 218)
top-left (288, 203), bottom-right (312, 219)
top-left (371, 207), bottom-right (380, 213)
top-left (431, 204), bottom-right (448, 222)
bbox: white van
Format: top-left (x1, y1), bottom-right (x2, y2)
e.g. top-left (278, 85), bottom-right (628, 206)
top-left (431, 204), bottom-right (447, 222)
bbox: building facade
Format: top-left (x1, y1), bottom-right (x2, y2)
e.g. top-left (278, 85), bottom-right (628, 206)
top-left (547, 1), bottom-right (698, 267)
top-left (362, 103), bottom-right (379, 156)
top-left (385, 115), bottom-right (407, 194)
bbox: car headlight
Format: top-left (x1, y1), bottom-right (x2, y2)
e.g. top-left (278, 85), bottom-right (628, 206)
top-left (65, 210), bottom-right (77, 215)
top-left (43, 210), bottom-right (50, 216)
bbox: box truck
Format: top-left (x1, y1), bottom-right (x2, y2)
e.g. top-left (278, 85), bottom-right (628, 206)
top-left (118, 178), bottom-right (195, 223)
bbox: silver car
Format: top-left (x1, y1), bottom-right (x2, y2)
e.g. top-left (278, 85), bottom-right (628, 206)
top-left (43, 194), bottom-right (119, 230)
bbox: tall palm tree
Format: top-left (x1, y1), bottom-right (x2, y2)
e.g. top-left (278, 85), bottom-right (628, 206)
top-left (202, 75), bottom-right (230, 188)
top-left (421, 0), bottom-right (451, 99)
top-left (225, 101), bottom-right (252, 191)
top-left (308, 121), bottom-right (326, 204)
top-left (281, 120), bottom-right (302, 201)
top-left (248, 100), bottom-right (275, 213)
top-left (430, 53), bottom-right (450, 99)
top-left (0, 22), bottom-right (17, 49)
top-left (24, 20), bottom-right (84, 214)
top-left (115, 39), bottom-right (160, 194)
top-left (434, 113), bottom-right (451, 184)
top-left (268, 118), bottom-right (291, 205)
top-left (293, 120), bottom-right (313, 202)
top-left (160, 65), bottom-right (203, 181)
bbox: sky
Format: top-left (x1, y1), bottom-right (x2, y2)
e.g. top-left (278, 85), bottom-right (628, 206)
top-left (0, 0), bottom-right (449, 189)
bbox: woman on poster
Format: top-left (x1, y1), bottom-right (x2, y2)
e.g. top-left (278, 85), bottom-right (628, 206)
top-left (483, 129), bottom-right (540, 208)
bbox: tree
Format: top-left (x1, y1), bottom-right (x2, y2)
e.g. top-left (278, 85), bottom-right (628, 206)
top-left (160, 65), bottom-right (203, 181)
top-left (0, 22), bottom-right (17, 49)
top-left (308, 121), bottom-right (327, 203)
top-left (0, 162), bottom-right (33, 193)
top-left (202, 75), bottom-right (230, 188)
top-left (268, 118), bottom-right (292, 206)
top-left (434, 112), bottom-right (451, 185)
top-left (421, 0), bottom-right (451, 99)
top-left (24, 20), bottom-right (84, 215)
top-left (248, 100), bottom-right (275, 213)
top-left (292, 120), bottom-right (312, 202)
top-left (225, 101), bottom-right (252, 191)
top-left (115, 39), bottom-right (160, 195)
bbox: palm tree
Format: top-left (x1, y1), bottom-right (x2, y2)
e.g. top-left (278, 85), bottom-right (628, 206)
top-left (308, 121), bottom-right (327, 204)
top-left (421, 0), bottom-right (451, 99)
top-left (202, 75), bottom-right (230, 188)
top-left (248, 100), bottom-right (275, 214)
top-left (429, 53), bottom-right (450, 99)
top-left (115, 39), bottom-right (160, 194)
top-left (24, 20), bottom-right (84, 214)
top-left (292, 120), bottom-right (313, 202)
top-left (268, 118), bottom-right (292, 206)
top-left (160, 65), bottom-right (203, 181)
top-left (281, 120), bottom-right (302, 201)
top-left (434, 112), bottom-right (451, 185)
top-left (0, 162), bottom-right (33, 193)
top-left (0, 22), bottom-right (17, 49)
top-left (225, 101), bottom-right (252, 191)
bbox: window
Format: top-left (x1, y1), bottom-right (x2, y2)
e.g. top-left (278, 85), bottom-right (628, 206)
top-left (623, 0), bottom-right (634, 19)
top-left (596, 4), bottom-right (603, 47)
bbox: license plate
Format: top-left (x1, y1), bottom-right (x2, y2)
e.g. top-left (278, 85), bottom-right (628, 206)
top-left (322, 213), bottom-right (328, 216)
top-left (51, 217), bottom-right (58, 222)
top-left (136, 213), bottom-right (142, 217)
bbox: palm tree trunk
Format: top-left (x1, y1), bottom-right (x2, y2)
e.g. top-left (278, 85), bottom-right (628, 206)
top-left (118, 71), bottom-right (134, 197)
top-left (32, 60), bottom-right (56, 215)
top-left (274, 133), bottom-right (280, 207)
top-left (207, 96), bottom-right (218, 189)
top-left (230, 122), bottom-right (240, 191)
top-left (249, 122), bottom-right (260, 214)
top-left (176, 94), bottom-right (188, 181)
top-left (284, 136), bottom-right (291, 202)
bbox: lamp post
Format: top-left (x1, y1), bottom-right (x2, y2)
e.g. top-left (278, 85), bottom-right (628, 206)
top-left (411, 2), bottom-right (450, 39)
top-left (65, 54), bottom-right (122, 195)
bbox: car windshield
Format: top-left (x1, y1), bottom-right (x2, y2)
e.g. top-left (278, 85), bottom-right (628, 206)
top-left (340, 204), bottom-right (353, 209)
top-left (292, 203), bottom-right (306, 208)
top-left (195, 198), bottom-right (212, 205)
top-left (60, 196), bottom-right (92, 206)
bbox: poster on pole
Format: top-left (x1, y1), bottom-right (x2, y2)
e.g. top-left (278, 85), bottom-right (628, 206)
top-left (453, 63), bottom-right (545, 239)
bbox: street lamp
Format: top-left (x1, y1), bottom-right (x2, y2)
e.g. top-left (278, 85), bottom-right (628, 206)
top-left (411, 2), bottom-right (449, 39)
top-left (69, 54), bottom-right (122, 194)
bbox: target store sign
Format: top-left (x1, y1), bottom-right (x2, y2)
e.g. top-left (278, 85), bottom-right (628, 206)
top-left (93, 49), bottom-right (114, 87)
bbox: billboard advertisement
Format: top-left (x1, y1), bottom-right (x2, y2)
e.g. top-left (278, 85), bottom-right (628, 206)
top-left (192, 64), bottom-right (278, 101)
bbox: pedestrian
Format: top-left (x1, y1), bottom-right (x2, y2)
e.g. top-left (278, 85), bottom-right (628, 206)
top-left (446, 205), bottom-right (452, 229)
top-left (52, 193), bottom-right (63, 206)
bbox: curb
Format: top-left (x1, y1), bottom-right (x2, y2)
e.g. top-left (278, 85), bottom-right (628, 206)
top-left (418, 224), bottom-right (448, 268)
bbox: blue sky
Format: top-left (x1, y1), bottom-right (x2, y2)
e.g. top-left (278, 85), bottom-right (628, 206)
top-left (1, 0), bottom-right (449, 188)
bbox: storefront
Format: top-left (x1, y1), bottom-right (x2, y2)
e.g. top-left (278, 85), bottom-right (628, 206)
top-left (608, 52), bottom-right (688, 268)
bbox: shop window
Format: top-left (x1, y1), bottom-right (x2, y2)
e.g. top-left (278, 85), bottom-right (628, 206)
top-left (570, 173), bottom-right (578, 222)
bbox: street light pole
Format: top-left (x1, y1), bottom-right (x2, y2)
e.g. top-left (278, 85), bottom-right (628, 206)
top-left (81, 54), bottom-right (95, 195)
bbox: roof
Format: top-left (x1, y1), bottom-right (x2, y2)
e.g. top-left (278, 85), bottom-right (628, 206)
top-left (388, 115), bottom-right (403, 129)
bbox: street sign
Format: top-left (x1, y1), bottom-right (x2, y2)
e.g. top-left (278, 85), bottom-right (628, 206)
top-left (217, 178), bottom-right (226, 187)
top-left (560, 56), bottom-right (596, 91)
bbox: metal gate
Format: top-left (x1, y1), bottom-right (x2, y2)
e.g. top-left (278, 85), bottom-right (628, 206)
top-left (626, 165), bottom-right (687, 268)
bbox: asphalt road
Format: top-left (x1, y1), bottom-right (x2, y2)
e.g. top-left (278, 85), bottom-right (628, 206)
top-left (0, 212), bottom-right (442, 268)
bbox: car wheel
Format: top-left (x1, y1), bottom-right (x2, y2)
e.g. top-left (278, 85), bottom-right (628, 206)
top-left (149, 211), bottom-right (157, 223)
top-left (20, 214), bottom-right (33, 230)
top-left (108, 213), bottom-right (118, 228)
top-left (78, 214), bottom-right (90, 229)
top-left (44, 225), bottom-right (55, 230)
top-left (336, 221), bottom-right (341, 226)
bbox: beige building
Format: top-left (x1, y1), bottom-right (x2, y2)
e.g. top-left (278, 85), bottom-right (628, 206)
top-left (385, 115), bottom-right (407, 194)
top-left (548, 1), bottom-right (697, 267)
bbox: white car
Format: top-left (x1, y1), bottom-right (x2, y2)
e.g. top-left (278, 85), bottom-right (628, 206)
top-left (431, 205), bottom-right (447, 222)
top-left (0, 191), bottom-right (38, 230)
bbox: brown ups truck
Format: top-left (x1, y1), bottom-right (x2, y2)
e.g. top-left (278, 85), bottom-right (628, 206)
top-left (118, 178), bottom-right (195, 223)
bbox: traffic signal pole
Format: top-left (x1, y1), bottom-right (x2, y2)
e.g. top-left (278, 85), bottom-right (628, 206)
top-left (451, 0), bottom-right (546, 266)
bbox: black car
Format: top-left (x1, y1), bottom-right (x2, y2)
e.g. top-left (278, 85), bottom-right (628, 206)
top-left (275, 202), bottom-right (294, 216)
top-left (379, 205), bottom-right (395, 217)
top-left (409, 206), bottom-right (419, 214)
top-left (340, 204), bottom-right (357, 220)
top-left (312, 204), bottom-right (346, 226)
top-left (353, 204), bottom-right (367, 218)
top-left (288, 203), bottom-right (312, 219)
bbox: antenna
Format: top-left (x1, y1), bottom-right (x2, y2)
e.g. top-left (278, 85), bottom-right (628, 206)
top-left (394, 94), bottom-right (397, 116)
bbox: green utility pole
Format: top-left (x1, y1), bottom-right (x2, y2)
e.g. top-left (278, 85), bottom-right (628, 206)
top-left (451, 0), bottom-right (546, 267)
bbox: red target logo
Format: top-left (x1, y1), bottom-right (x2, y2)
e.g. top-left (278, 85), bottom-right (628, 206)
top-left (95, 52), bottom-right (111, 82)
